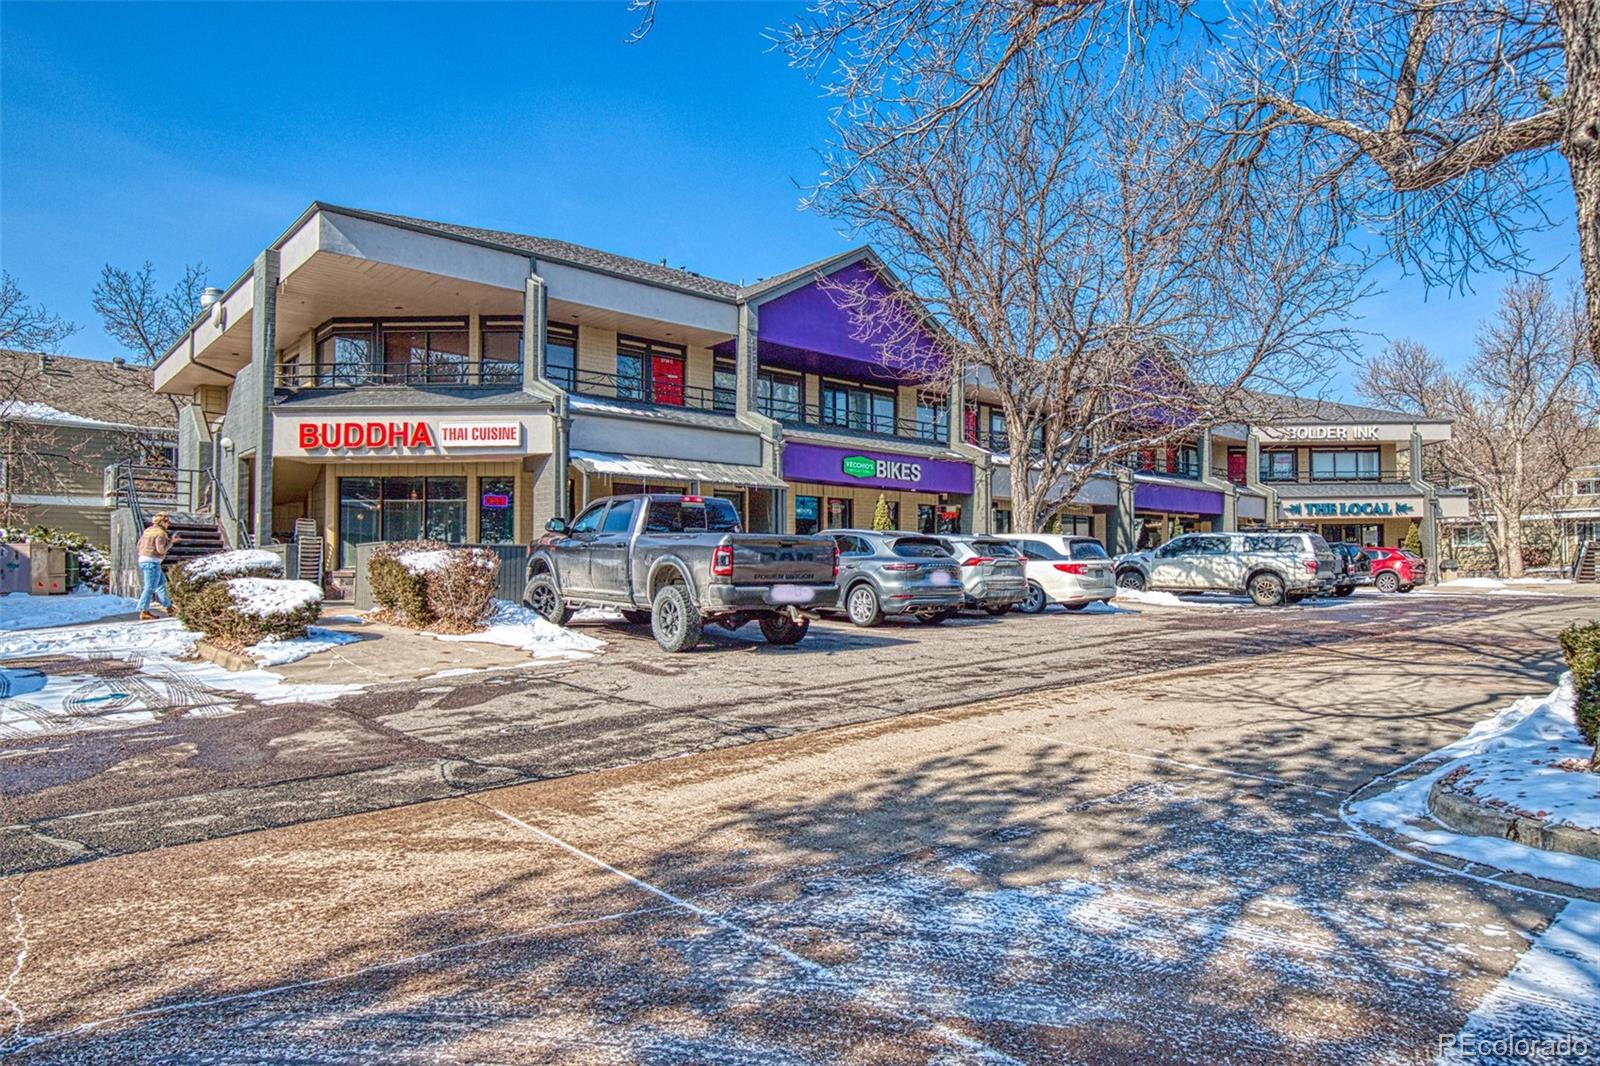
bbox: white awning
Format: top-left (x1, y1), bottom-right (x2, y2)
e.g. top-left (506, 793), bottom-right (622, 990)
top-left (570, 449), bottom-right (787, 489)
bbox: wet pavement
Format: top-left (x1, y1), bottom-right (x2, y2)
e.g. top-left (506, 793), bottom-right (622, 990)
top-left (2, 589), bottom-right (1598, 1061)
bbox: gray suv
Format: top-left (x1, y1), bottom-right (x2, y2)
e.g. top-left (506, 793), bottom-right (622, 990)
top-left (1113, 531), bottom-right (1337, 607)
top-left (939, 535), bottom-right (1027, 615)
top-left (823, 529), bottom-right (965, 626)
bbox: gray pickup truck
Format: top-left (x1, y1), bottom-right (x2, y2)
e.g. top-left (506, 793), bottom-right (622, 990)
top-left (523, 493), bottom-right (840, 652)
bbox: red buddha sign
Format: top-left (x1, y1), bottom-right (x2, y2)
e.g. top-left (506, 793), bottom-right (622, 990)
top-left (297, 421), bottom-right (437, 451)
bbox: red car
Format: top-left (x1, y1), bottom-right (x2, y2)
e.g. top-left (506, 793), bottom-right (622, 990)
top-left (1363, 546), bottom-right (1425, 593)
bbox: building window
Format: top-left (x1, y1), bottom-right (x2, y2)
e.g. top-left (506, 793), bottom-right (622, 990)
top-left (1573, 475), bottom-right (1600, 496)
top-left (316, 325), bottom-right (375, 386)
top-left (713, 353), bottom-right (737, 412)
top-left (714, 489), bottom-right (745, 525)
top-left (480, 321), bottom-right (524, 385)
top-left (1310, 449), bottom-right (1379, 481)
top-left (756, 369), bottom-right (805, 421)
top-left (917, 503), bottom-right (936, 533)
top-left (616, 335), bottom-right (687, 405)
top-left (826, 497), bottom-right (852, 528)
top-left (382, 325), bottom-right (470, 384)
top-left (992, 508), bottom-right (1012, 533)
top-left (478, 476), bottom-right (516, 544)
top-left (821, 381), bottom-right (895, 436)
top-left (337, 476), bottom-right (467, 568)
top-left (547, 323), bottom-right (577, 391)
top-left (914, 393), bottom-right (947, 443)
top-left (795, 495), bottom-right (821, 535)
top-left (882, 500), bottom-right (899, 529)
top-left (1260, 450), bottom-right (1297, 482)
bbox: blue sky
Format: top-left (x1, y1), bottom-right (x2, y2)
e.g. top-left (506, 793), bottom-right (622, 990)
top-left (0, 1), bottom-right (1584, 392)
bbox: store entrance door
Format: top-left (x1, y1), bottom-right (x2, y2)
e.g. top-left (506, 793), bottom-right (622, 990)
top-left (651, 355), bottom-right (684, 406)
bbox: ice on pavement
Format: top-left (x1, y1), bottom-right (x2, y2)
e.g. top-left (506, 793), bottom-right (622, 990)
top-left (247, 626), bottom-right (361, 666)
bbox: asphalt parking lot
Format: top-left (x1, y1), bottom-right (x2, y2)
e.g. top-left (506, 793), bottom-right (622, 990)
top-left (3, 587), bottom-right (1597, 1061)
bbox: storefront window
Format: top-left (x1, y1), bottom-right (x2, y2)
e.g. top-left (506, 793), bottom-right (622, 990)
top-left (478, 477), bottom-right (516, 544)
top-left (937, 505), bottom-right (961, 534)
top-left (337, 476), bottom-right (469, 568)
top-left (384, 477), bottom-right (426, 542)
top-left (917, 504), bottom-right (936, 534)
top-left (714, 490), bottom-right (745, 525)
top-left (1260, 451), bottom-right (1297, 482)
top-left (826, 497), bottom-right (852, 528)
top-left (337, 478), bottom-right (381, 567)
top-left (993, 508), bottom-right (1012, 533)
top-left (795, 495), bottom-right (821, 535)
top-left (1310, 449), bottom-right (1380, 481)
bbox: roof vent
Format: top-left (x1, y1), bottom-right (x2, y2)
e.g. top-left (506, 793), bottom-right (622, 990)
top-left (200, 287), bottom-right (224, 310)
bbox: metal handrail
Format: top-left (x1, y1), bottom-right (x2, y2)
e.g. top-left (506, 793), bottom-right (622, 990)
top-left (757, 397), bottom-right (948, 444)
top-left (569, 367), bottom-right (734, 413)
top-left (1256, 469), bottom-right (1415, 486)
top-left (275, 359), bottom-right (524, 391)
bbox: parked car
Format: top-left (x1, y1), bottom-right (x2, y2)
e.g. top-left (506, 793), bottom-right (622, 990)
top-left (524, 494), bottom-right (839, 652)
top-left (822, 529), bottom-right (966, 627)
top-left (1113, 531), bottom-right (1337, 607)
top-left (1364, 546), bottom-right (1425, 593)
top-left (995, 534), bottom-right (1116, 613)
top-left (938, 535), bottom-right (1027, 615)
top-left (1327, 541), bottom-right (1373, 597)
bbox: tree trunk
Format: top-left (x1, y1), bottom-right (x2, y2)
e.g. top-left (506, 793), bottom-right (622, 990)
top-left (1504, 513), bottom-right (1527, 578)
top-left (1556, 0), bottom-right (1600, 363)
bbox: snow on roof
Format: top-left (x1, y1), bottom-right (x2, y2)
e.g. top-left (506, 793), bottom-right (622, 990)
top-left (0, 399), bottom-right (118, 428)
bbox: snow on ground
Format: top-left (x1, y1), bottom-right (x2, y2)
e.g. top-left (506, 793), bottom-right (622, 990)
top-left (1077, 599), bottom-right (1132, 614)
top-left (431, 599), bottom-right (605, 660)
top-left (0, 590), bottom-right (138, 632)
top-left (246, 626), bottom-right (361, 667)
top-left (183, 548), bottom-right (282, 579)
top-left (1113, 588), bottom-right (1209, 608)
top-left (1442, 576), bottom-right (1572, 589)
top-left (0, 616), bottom-right (364, 739)
top-left (224, 577), bottom-right (323, 616)
top-left (1439, 901), bottom-right (1600, 1064)
top-left (1348, 675), bottom-right (1600, 890)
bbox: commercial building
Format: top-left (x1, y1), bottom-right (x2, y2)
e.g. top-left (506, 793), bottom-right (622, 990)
top-left (147, 203), bottom-right (1461, 593)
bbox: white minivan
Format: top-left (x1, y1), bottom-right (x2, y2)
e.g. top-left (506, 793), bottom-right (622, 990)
top-left (996, 534), bottom-right (1116, 613)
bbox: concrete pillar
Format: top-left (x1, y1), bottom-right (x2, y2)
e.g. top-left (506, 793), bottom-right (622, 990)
top-left (523, 273), bottom-right (549, 390)
top-left (1411, 430), bottom-right (1439, 582)
top-left (1244, 430), bottom-right (1277, 525)
top-left (249, 250), bottom-right (279, 545)
top-left (524, 271), bottom-right (568, 526)
top-left (1109, 466), bottom-right (1137, 554)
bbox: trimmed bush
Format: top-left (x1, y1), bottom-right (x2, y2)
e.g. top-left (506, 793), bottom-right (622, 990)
top-left (1558, 621), bottom-right (1600, 747)
top-left (170, 549), bottom-right (283, 622)
top-left (368, 541), bottom-right (499, 632)
top-left (182, 577), bottom-right (323, 648)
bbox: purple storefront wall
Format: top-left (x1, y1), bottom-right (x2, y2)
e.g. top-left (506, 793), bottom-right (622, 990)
top-left (1133, 481), bottom-right (1224, 516)
top-left (782, 442), bottom-right (973, 494)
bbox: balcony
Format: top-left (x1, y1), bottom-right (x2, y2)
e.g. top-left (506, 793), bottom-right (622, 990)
top-left (275, 359), bottom-right (522, 392)
top-left (757, 396), bottom-right (948, 445)
top-left (1251, 469), bottom-right (1415, 487)
top-left (565, 368), bottom-right (736, 414)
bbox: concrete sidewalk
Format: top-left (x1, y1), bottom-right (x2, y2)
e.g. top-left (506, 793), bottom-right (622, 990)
top-left (2, 599), bottom-right (1593, 1061)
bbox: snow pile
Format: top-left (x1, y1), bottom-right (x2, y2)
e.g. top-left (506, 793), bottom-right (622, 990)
top-left (1442, 576), bottom-right (1570, 589)
top-left (223, 577), bottom-right (323, 618)
top-left (431, 599), bottom-right (605, 660)
top-left (1349, 675), bottom-right (1600, 889)
top-left (1112, 588), bottom-right (1232, 609)
top-left (0, 399), bottom-right (113, 426)
top-left (397, 548), bottom-right (496, 575)
top-left (183, 548), bottom-right (283, 579)
top-left (246, 626), bottom-right (361, 667)
top-left (1077, 600), bottom-right (1132, 614)
top-left (0, 590), bottom-right (139, 632)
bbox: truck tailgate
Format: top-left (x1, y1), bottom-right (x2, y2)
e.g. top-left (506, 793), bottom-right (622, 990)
top-left (728, 536), bottom-right (835, 585)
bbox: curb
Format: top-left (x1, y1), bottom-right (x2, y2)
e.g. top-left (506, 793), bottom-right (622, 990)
top-left (193, 639), bottom-right (255, 673)
top-left (1429, 776), bottom-right (1600, 861)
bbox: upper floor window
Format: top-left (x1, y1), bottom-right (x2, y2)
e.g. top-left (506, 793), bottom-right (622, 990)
top-left (1573, 475), bottom-right (1600, 496)
top-left (1310, 449), bottom-right (1379, 481)
top-left (315, 323), bottom-right (376, 386)
top-left (480, 318), bottom-right (524, 385)
top-left (1261, 450), bottom-right (1297, 482)
top-left (914, 391), bottom-right (946, 443)
top-left (547, 323), bottom-right (577, 391)
top-left (821, 380), bottom-right (895, 436)
top-left (757, 369), bottom-right (804, 421)
top-left (382, 322), bottom-right (470, 384)
top-left (616, 335), bottom-right (686, 405)
top-left (713, 353), bottom-right (737, 413)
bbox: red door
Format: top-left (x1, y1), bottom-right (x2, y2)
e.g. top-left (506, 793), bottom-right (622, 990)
top-left (1227, 449), bottom-right (1247, 485)
top-left (652, 355), bottom-right (685, 406)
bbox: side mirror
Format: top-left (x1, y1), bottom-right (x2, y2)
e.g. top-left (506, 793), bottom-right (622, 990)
top-left (545, 517), bottom-right (569, 535)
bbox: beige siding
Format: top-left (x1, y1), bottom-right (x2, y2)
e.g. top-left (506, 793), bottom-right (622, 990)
top-left (685, 345), bottom-right (714, 394)
top-left (576, 326), bottom-right (618, 381)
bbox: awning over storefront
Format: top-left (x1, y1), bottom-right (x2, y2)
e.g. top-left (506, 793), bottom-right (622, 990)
top-left (570, 449), bottom-right (787, 489)
top-left (1133, 479), bottom-right (1224, 516)
top-left (781, 441), bottom-right (973, 494)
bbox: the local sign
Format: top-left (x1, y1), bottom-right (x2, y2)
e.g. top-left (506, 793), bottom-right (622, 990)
top-left (1259, 424), bottom-right (1381, 442)
top-left (1284, 500), bottom-right (1414, 517)
top-left (842, 454), bottom-right (924, 483)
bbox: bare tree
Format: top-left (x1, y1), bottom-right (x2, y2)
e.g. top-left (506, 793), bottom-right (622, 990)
top-left (0, 276), bottom-right (83, 528)
top-left (1205, 0), bottom-right (1600, 361)
top-left (0, 271), bottom-right (78, 353)
top-left (92, 261), bottom-right (207, 366)
top-left (813, 51), bottom-right (1362, 531)
top-left (1361, 280), bottom-right (1593, 576)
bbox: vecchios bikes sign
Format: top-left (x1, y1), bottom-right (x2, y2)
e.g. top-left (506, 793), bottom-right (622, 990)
top-left (841, 454), bottom-right (923, 483)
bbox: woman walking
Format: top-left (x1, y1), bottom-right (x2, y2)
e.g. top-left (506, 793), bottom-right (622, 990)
top-left (136, 512), bottom-right (178, 620)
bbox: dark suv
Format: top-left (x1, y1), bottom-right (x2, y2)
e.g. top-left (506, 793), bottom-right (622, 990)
top-left (1327, 542), bottom-right (1374, 597)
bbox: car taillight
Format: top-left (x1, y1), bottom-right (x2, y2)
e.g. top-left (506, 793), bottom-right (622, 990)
top-left (1304, 560), bottom-right (1319, 573)
top-left (883, 562), bottom-right (918, 571)
top-left (832, 546), bottom-right (840, 578)
top-left (962, 556), bottom-right (994, 566)
top-left (1053, 563), bottom-right (1088, 575)
top-left (711, 544), bottom-right (734, 577)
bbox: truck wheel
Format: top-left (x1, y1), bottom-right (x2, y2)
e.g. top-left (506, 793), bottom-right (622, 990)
top-left (523, 573), bottom-right (571, 626)
top-left (1334, 585), bottom-right (1355, 598)
top-left (846, 584), bottom-right (883, 627)
top-left (983, 604), bottom-right (1011, 616)
top-left (1116, 570), bottom-right (1146, 592)
top-left (1248, 572), bottom-right (1286, 607)
top-left (758, 613), bottom-right (809, 645)
top-left (620, 609), bottom-right (651, 625)
top-left (650, 584), bottom-right (703, 653)
top-left (1019, 582), bottom-right (1048, 614)
top-left (1374, 570), bottom-right (1400, 593)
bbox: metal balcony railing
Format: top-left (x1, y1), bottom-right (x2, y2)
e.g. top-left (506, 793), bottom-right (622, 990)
top-left (1254, 468), bottom-right (1415, 486)
top-left (568, 368), bottom-right (735, 414)
top-left (758, 397), bottom-right (948, 444)
top-left (275, 360), bottom-right (524, 391)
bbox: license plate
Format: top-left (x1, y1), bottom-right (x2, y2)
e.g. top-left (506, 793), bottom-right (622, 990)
top-left (770, 584), bottom-right (816, 604)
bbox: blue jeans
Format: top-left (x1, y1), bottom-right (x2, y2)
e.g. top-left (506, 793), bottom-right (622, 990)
top-left (136, 561), bottom-right (170, 612)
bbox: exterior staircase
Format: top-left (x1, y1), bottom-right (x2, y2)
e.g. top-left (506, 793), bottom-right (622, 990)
top-left (108, 461), bottom-right (239, 568)
top-left (1574, 540), bottom-right (1598, 583)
